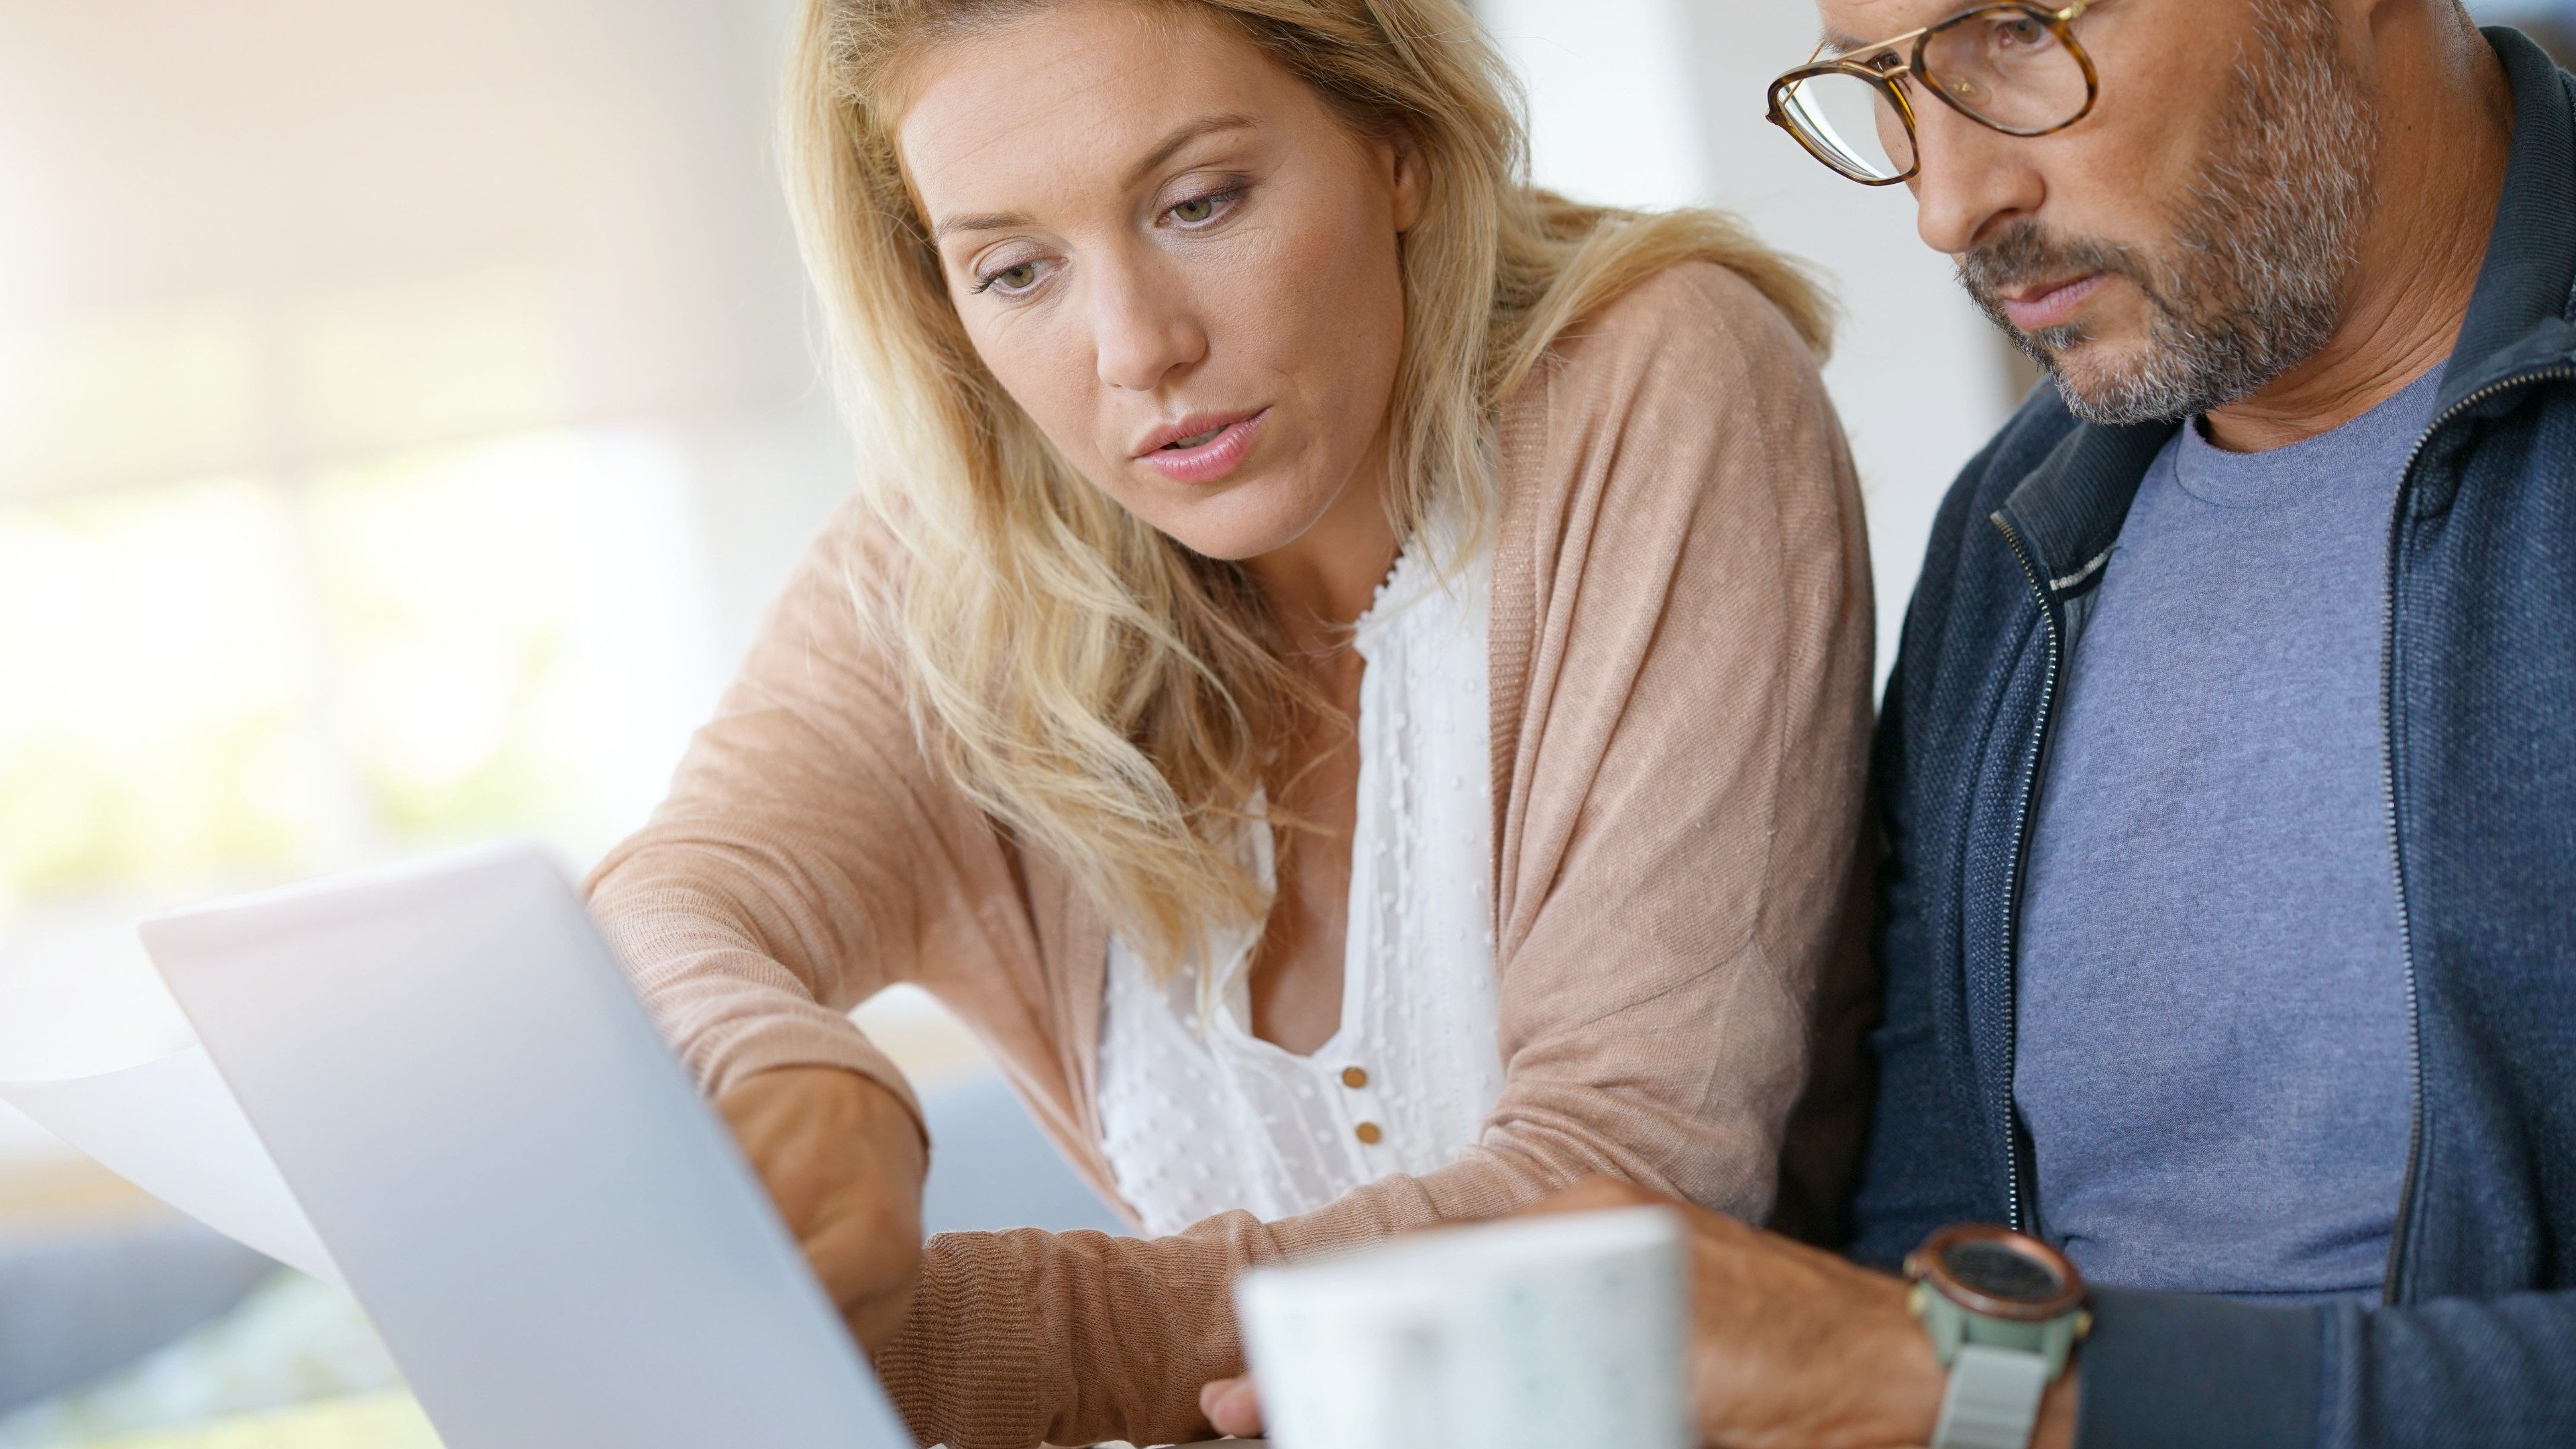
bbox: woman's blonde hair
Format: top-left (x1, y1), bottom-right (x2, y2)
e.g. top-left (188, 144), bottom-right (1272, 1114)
top-left (786, 0), bottom-right (1828, 972)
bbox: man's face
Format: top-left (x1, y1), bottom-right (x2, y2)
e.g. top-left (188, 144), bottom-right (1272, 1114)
top-left (1813, 0), bottom-right (2377, 424)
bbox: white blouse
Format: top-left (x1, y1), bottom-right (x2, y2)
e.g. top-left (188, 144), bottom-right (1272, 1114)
top-left (1094, 534), bottom-right (1506, 1238)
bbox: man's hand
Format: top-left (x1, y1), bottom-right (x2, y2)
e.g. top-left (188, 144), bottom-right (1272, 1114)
top-left (718, 1065), bottom-right (928, 1351)
top-left (1534, 1179), bottom-right (2075, 1449)
top-left (1198, 1179), bottom-right (2078, 1448)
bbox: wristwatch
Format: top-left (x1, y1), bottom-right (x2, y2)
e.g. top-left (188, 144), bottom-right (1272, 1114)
top-left (1904, 1224), bottom-right (2091, 1449)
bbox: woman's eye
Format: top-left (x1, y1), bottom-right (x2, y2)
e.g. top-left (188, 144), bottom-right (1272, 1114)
top-left (1164, 189), bottom-right (1240, 227)
top-left (974, 259), bottom-right (1044, 295)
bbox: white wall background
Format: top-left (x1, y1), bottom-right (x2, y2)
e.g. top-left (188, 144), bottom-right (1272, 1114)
top-left (1481, 0), bottom-right (2028, 680)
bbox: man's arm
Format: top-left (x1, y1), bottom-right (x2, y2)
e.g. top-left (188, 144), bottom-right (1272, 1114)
top-left (1585, 1179), bottom-right (2576, 1449)
top-left (2079, 1286), bottom-right (2576, 1449)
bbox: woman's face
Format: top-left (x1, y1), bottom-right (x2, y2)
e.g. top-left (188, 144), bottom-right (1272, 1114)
top-left (898, 0), bottom-right (1421, 564)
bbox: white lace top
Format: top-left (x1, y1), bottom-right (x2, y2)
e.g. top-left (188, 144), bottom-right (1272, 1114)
top-left (1095, 535), bottom-right (1505, 1238)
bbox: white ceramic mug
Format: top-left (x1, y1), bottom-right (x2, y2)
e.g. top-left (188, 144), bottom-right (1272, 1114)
top-left (1232, 1205), bottom-right (1693, 1449)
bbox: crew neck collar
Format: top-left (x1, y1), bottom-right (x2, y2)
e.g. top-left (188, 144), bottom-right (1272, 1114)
top-left (2170, 365), bottom-right (2449, 509)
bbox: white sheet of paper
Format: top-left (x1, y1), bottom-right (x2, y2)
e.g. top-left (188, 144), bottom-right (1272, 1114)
top-left (0, 1045), bottom-right (342, 1285)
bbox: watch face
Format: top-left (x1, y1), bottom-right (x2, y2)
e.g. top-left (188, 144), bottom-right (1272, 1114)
top-left (1909, 1224), bottom-right (2086, 1320)
top-left (1939, 1237), bottom-right (2065, 1305)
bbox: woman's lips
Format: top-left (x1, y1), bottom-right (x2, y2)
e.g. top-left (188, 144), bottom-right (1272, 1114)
top-left (2002, 273), bottom-right (2110, 332)
top-left (1137, 409), bottom-right (1268, 484)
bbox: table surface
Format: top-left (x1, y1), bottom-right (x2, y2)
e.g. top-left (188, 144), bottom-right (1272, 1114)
top-left (80, 1395), bottom-right (1262, 1449)
top-left (83, 1393), bottom-right (437, 1449)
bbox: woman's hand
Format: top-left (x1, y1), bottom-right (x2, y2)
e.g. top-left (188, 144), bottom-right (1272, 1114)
top-left (718, 1065), bottom-right (929, 1350)
top-left (1199, 1374), bottom-right (1265, 1438)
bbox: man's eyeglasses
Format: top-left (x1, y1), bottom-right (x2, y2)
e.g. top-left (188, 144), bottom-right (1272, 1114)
top-left (1765, 1), bottom-right (2099, 185)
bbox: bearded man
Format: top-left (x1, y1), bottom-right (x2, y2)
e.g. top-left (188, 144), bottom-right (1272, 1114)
top-left (1201, 1), bottom-right (2576, 1446)
top-left (1697, 2), bottom-right (2570, 1446)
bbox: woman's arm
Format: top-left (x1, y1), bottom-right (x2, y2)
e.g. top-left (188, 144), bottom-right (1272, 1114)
top-left (586, 515), bottom-right (944, 1105)
top-left (874, 262), bottom-right (1876, 1449)
top-left (584, 514), bottom-right (1023, 1344)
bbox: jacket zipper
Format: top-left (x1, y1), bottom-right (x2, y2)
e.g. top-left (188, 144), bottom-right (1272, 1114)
top-left (1988, 510), bottom-right (2065, 1234)
top-left (2377, 362), bottom-right (2576, 1302)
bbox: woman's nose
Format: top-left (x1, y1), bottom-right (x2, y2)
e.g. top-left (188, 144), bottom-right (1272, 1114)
top-left (1089, 254), bottom-right (1209, 394)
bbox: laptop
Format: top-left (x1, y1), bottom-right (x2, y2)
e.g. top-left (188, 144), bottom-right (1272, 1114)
top-left (138, 843), bottom-right (914, 1449)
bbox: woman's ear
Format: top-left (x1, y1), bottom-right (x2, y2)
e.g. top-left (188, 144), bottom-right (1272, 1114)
top-left (1383, 124), bottom-right (1426, 233)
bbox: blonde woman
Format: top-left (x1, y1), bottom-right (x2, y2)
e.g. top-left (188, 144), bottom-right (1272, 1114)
top-left (588, 0), bottom-right (1872, 1443)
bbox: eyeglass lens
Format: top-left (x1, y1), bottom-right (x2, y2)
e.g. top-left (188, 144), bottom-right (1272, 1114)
top-left (1920, 5), bottom-right (2090, 135)
top-left (1776, 72), bottom-right (1918, 182)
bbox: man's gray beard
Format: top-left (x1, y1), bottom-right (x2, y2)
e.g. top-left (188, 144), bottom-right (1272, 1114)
top-left (1957, 0), bottom-right (2379, 426)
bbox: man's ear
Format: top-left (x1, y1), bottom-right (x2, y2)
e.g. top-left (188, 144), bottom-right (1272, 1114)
top-left (1383, 123), bottom-right (1426, 234)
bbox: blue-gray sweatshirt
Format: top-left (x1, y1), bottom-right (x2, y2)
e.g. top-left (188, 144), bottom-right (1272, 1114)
top-left (2014, 368), bottom-right (2440, 1304)
top-left (1847, 28), bottom-right (2576, 1448)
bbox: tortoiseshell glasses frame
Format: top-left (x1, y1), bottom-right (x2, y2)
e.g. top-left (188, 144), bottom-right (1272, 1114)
top-left (1765, 1), bottom-right (2101, 186)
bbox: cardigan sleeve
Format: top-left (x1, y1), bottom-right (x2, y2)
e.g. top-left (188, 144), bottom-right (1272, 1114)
top-left (584, 510), bottom-right (1020, 1124)
top-left (871, 262), bottom-right (1878, 1449)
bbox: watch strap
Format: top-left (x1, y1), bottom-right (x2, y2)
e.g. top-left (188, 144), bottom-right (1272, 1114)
top-left (1929, 1343), bottom-right (2051, 1449)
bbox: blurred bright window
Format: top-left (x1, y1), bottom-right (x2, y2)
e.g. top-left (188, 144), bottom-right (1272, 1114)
top-left (0, 0), bottom-right (829, 952)
top-left (0, 431), bottom-right (716, 923)
top-left (1, 479), bottom-right (315, 903)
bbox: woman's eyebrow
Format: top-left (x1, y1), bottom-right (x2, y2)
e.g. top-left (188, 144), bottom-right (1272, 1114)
top-left (1120, 113), bottom-right (1256, 188)
top-left (932, 210), bottom-right (1031, 242)
top-left (927, 114), bottom-right (1259, 244)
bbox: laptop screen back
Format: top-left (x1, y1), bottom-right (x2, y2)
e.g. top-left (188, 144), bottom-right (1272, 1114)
top-left (141, 844), bottom-right (910, 1449)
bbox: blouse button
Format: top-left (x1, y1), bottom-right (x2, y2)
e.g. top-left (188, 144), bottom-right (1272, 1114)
top-left (1355, 1122), bottom-right (1384, 1145)
top-left (1341, 1066), bottom-right (1369, 1089)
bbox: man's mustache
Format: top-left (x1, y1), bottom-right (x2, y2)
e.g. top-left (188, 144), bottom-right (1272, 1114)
top-left (1957, 223), bottom-right (2161, 327)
